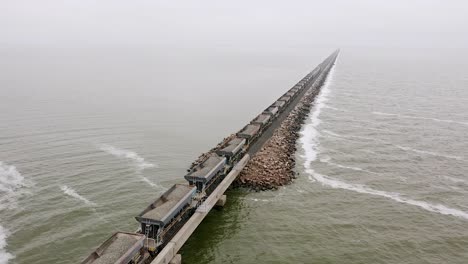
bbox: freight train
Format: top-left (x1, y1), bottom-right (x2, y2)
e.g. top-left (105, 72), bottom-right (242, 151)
top-left (81, 52), bottom-right (339, 264)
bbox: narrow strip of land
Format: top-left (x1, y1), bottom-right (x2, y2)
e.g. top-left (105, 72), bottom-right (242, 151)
top-left (236, 52), bottom-right (338, 190)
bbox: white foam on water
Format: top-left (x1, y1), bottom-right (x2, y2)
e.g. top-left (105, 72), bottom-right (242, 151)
top-left (299, 63), bottom-right (336, 172)
top-left (395, 145), bottom-right (464, 161)
top-left (319, 153), bottom-right (377, 174)
top-left (98, 144), bottom-right (157, 171)
top-left (372, 111), bottom-right (397, 117)
top-left (0, 162), bottom-right (26, 211)
top-left (322, 130), bottom-right (375, 141)
top-left (249, 198), bottom-right (271, 202)
top-left (98, 144), bottom-right (160, 187)
top-left (372, 111), bottom-right (468, 126)
top-left (310, 171), bottom-right (468, 220)
top-left (405, 107), bottom-right (467, 118)
top-left (141, 176), bottom-right (158, 188)
top-left (324, 160), bottom-right (378, 175)
top-left (0, 225), bottom-right (13, 264)
top-left (0, 162), bottom-right (24, 194)
top-left (60, 185), bottom-right (95, 206)
top-left (322, 130), bottom-right (463, 161)
top-left (319, 155), bottom-right (331, 163)
top-left (307, 174), bottom-right (316, 182)
top-left (296, 188), bottom-right (305, 193)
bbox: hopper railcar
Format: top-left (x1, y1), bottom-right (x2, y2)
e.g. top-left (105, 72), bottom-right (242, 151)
top-left (81, 232), bottom-right (152, 264)
top-left (263, 106), bottom-right (279, 118)
top-left (251, 113), bottom-right (272, 133)
top-left (252, 114), bottom-right (271, 126)
top-left (135, 184), bottom-right (197, 251)
top-left (285, 91), bottom-right (296, 99)
top-left (293, 84), bottom-right (303, 92)
top-left (291, 86), bottom-right (300, 93)
top-left (279, 95), bottom-right (292, 105)
top-left (272, 100), bottom-right (286, 111)
top-left (237, 124), bottom-right (261, 145)
top-left (216, 137), bottom-right (246, 165)
top-left (184, 154), bottom-right (227, 196)
top-left (80, 57), bottom-right (335, 264)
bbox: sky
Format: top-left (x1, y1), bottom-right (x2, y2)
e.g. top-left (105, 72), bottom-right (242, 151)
top-left (1, 0), bottom-right (468, 50)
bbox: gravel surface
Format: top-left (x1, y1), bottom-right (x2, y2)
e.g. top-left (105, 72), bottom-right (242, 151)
top-left (89, 233), bottom-right (141, 264)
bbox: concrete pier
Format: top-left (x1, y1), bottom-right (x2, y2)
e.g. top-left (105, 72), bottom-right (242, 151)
top-left (169, 254), bottom-right (181, 264)
top-left (215, 195), bottom-right (227, 207)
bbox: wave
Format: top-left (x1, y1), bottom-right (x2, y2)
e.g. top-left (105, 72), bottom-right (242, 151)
top-left (405, 107), bottom-right (467, 118)
top-left (60, 185), bottom-right (95, 206)
top-left (394, 145), bottom-right (463, 161)
top-left (0, 162), bottom-right (26, 211)
top-left (98, 144), bottom-right (160, 187)
top-left (249, 198), bottom-right (271, 202)
top-left (299, 63), bottom-right (336, 173)
top-left (347, 125), bottom-right (402, 134)
top-left (0, 225), bottom-right (13, 264)
top-left (323, 114), bottom-right (406, 134)
top-left (372, 111), bottom-right (468, 126)
top-left (319, 155), bottom-right (377, 174)
top-left (322, 160), bottom-right (378, 175)
top-left (372, 112), bottom-right (398, 117)
top-left (98, 144), bottom-right (156, 171)
top-left (321, 130), bottom-right (463, 161)
top-left (141, 176), bottom-right (158, 188)
top-left (0, 162), bottom-right (25, 194)
top-left (322, 130), bottom-right (375, 141)
top-left (319, 155), bottom-right (331, 163)
top-left (309, 171), bottom-right (468, 220)
top-left (296, 188), bottom-right (305, 193)
top-left (324, 105), bottom-right (347, 112)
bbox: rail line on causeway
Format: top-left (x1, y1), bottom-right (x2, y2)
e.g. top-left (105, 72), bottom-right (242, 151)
top-left (81, 50), bottom-right (339, 264)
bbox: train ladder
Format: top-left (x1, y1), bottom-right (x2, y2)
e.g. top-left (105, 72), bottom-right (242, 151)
top-left (144, 224), bottom-right (151, 249)
top-left (197, 201), bottom-right (209, 213)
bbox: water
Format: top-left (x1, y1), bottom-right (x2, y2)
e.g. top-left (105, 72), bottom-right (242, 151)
top-left (1, 47), bottom-right (468, 264)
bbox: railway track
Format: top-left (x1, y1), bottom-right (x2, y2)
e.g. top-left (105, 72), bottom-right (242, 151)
top-left (81, 50), bottom-right (339, 264)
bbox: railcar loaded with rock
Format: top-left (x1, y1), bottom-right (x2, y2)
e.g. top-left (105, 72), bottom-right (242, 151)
top-left (80, 51), bottom-right (339, 264)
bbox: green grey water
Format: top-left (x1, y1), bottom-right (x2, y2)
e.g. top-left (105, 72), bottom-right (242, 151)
top-left (1, 47), bottom-right (468, 264)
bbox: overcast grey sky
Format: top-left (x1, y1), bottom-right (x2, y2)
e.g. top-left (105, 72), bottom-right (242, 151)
top-left (1, 0), bottom-right (468, 50)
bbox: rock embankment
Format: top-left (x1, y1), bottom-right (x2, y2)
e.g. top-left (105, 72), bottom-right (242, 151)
top-left (235, 74), bottom-right (329, 191)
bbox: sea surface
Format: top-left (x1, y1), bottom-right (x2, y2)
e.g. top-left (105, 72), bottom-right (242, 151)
top-left (1, 46), bottom-right (467, 264)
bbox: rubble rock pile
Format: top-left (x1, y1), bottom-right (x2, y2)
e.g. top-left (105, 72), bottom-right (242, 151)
top-left (235, 78), bottom-right (327, 191)
top-left (188, 134), bottom-right (236, 171)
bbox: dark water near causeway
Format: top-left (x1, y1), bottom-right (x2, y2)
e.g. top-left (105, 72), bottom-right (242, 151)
top-left (1, 46), bottom-right (467, 264)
